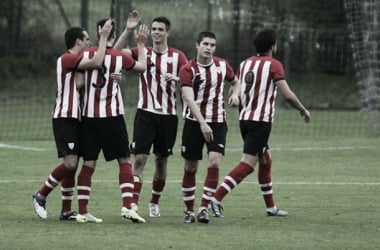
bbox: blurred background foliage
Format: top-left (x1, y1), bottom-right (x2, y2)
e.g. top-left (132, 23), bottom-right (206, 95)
top-left (0, 0), bottom-right (352, 76)
top-left (1, 0), bottom-right (377, 140)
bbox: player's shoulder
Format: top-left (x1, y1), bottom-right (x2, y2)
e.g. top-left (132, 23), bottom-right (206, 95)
top-left (185, 58), bottom-right (197, 67)
top-left (60, 51), bottom-right (79, 59)
top-left (179, 58), bottom-right (196, 71)
top-left (241, 55), bottom-right (282, 65)
top-left (213, 56), bottom-right (229, 64)
top-left (59, 51), bottom-right (81, 63)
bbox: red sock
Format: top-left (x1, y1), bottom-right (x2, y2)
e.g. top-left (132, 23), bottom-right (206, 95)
top-left (60, 167), bottom-right (77, 213)
top-left (39, 163), bottom-right (70, 197)
top-left (133, 175), bottom-right (142, 205)
top-left (200, 167), bottom-right (219, 208)
top-left (119, 163), bottom-right (134, 209)
top-left (77, 165), bottom-right (94, 214)
top-left (182, 169), bottom-right (196, 212)
top-left (150, 178), bottom-right (165, 204)
top-left (213, 162), bottom-right (254, 202)
top-left (258, 151), bottom-right (275, 208)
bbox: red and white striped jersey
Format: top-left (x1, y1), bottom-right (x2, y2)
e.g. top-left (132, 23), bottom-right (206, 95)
top-left (52, 52), bottom-right (83, 119)
top-left (131, 47), bottom-right (188, 115)
top-left (81, 47), bottom-right (136, 118)
top-left (179, 57), bottom-right (236, 123)
top-left (237, 55), bottom-right (285, 122)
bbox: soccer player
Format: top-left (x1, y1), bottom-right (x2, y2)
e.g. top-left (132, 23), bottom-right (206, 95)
top-left (114, 13), bottom-right (188, 217)
top-left (209, 28), bottom-right (311, 218)
top-left (75, 18), bottom-right (149, 223)
top-left (32, 20), bottom-right (113, 220)
top-left (179, 31), bottom-right (240, 224)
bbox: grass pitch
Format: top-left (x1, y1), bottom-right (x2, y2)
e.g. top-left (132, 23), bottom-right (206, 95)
top-left (1, 134), bottom-right (379, 249)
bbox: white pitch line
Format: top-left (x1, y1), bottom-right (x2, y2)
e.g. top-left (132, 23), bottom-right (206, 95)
top-left (225, 146), bottom-right (378, 152)
top-left (0, 179), bottom-right (379, 185)
top-left (0, 143), bottom-right (45, 151)
top-left (0, 143), bottom-right (377, 152)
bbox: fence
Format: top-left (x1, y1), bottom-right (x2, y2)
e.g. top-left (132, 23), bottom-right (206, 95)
top-left (0, 0), bottom-right (378, 140)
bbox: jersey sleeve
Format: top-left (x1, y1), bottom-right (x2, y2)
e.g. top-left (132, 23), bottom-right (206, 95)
top-left (123, 53), bottom-right (136, 70)
top-left (61, 53), bottom-right (83, 72)
top-left (177, 50), bottom-right (188, 68)
top-left (271, 59), bottom-right (285, 82)
top-left (225, 61), bottom-right (236, 81)
top-left (130, 47), bottom-right (139, 60)
top-left (179, 64), bottom-right (194, 88)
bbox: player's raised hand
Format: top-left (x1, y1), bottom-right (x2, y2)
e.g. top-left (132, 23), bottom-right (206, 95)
top-left (99, 19), bottom-right (113, 38)
top-left (135, 24), bottom-right (150, 45)
top-left (126, 10), bottom-right (140, 31)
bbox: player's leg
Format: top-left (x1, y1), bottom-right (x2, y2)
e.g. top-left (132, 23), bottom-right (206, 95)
top-left (149, 155), bottom-right (167, 217)
top-left (118, 157), bottom-right (145, 223)
top-left (59, 154), bottom-right (79, 220)
top-left (210, 121), bottom-right (267, 218)
top-left (258, 149), bottom-right (288, 217)
top-left (210, 154), bottom-right (256, 217)
top-left (33, 118), bottom-right (79, 219)
top-left (103, 115), bottom-right (145, 223)
top-left (76, 117), bottom-right (102, 223)
top-left (181, 119), bottom-right (203, 224)
top-left (132, 153), bottom-right (148, 211)
top-left (182, 159), bottom-right (198, 224)
top-left (149, 113), bottom-right (177, 217)
top-left (197, 122), bottom-right (227, 223)
top-left (130, 110), bottom-right (155, 211)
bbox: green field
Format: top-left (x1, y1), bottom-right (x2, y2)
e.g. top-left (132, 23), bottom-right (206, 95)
top-left (1, 130), bottom-right (379, 249)
top-left (1, 1), bottom-right (379, 248)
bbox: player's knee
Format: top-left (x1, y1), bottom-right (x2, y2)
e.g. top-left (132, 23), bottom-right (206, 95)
top-left (262, 150), bottom-right (272, 165)
top-left (208, 161), bottom-right (220, 169)
top-left (64, 162), bottom-right (77, 170)
top-left (134, 154), bottom-right (148, 167)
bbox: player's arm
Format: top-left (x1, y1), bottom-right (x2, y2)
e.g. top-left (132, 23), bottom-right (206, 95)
top-left (113, 10), bottom-right (140, 55)
top-left (276, 79), bottom-right (311, 123)
top-left (77, 19), bottom-right (113, 70)
top-left (181, 86), bottom-right (214, 142)
top-left (227, 76), bottom-right (241, 107)
top-left (131, 24), bottom-right (149, 73)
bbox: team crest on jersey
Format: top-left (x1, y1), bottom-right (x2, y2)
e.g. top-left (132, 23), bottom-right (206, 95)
top-left (167, 57), bottom-right (173, 64)
top-left (68, 143), bottom-right (75, 150)
top-left (149, 63), bottom-right (156, 75)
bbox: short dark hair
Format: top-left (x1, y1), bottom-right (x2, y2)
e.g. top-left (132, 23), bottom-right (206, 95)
top-left (197, 31), bottom-right (216, 44)
top-left (254, 29), bottom-right (277, 53)
top-left (96, 18), bottom-right (116, 40)
top-left (64, 27), bottom-right (85, 50)
top-left (152, 16), bottom-right (171, 31)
